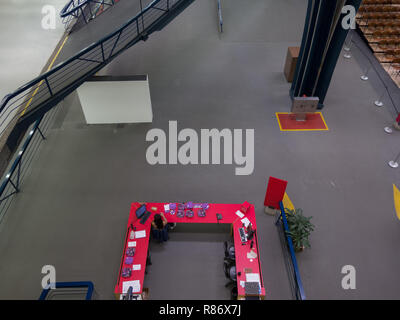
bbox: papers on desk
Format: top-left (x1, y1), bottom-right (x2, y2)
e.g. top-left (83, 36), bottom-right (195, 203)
top-left (132, 264), bottom-right (141, 271)
top-left (128, 241), bottom-right (136, 247)
top-left (134, 230), bottom-right (146, 239)
top-left (120, 293), bottom-right (142, 300)
top-left (246, 273), bottom-right (260, 283)
top-left (235, 210), bottom-right (244, 218)
top-left (247, 249), bottom-right (258, 259)
top-left (241, 217), bottom-right (251, 228)
top-left (245, 273), bottom-right (261, 294)
top-left (122, 280), bottom-right (141, 293)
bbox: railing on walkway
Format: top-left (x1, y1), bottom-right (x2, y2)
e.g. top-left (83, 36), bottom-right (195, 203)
top-left (275, 201), bottom-right (306, 300)
top-left (0, 104), bottom-right (60, 226)
top-left (60, 0), bottom-right (116, 25)
top-left (217, 0), bottom-right (223, 33)
top-left (0, 0), bottom-right (194, 146)
top-left (39, 281), bottom-right (95, 300)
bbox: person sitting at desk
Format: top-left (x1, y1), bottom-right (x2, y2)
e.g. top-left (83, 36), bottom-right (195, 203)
top-left (151, 213), bottom-right (169, 243)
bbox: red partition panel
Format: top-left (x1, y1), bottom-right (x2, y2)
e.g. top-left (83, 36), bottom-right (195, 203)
top-left (264, 177), bottom-right (288, 209)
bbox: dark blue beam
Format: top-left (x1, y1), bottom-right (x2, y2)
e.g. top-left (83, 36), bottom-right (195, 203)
top-left (290, 0), bottom-right (362, 109)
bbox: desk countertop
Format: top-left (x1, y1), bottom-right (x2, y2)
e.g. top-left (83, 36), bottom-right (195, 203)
top-left (114, 201), bottom-right (265, 298)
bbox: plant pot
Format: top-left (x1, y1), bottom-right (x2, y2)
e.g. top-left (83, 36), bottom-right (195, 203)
top-left (264, 206), bottom-right (278, 216)
top-left (295, 246), bottom-right (305, 253)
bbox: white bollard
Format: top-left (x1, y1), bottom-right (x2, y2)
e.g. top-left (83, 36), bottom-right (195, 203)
top-left (388, 150), bottom-right (400, 168)
top-left (374, 90), bottom-right (385, 107)
top-left (384, 126), bottom-right (393, 134)
top-left (361, 65), bottom-right (371, 81)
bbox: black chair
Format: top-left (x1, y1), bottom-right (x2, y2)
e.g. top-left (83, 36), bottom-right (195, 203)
top-left (223, 260), bottom-right (237, 288)
top-left (145, 251), bottom-right (152, 275)
top-left (223, 241), bottom-right (235, 262)
top-left (230, 286), bottom-right (238, 300)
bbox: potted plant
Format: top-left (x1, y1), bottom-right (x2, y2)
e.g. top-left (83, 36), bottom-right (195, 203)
top-left (285, 208), bottom-right (314, 252)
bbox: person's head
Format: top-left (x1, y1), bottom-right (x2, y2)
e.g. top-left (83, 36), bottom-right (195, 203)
top-left (153, 214), bottom-right (163, 229)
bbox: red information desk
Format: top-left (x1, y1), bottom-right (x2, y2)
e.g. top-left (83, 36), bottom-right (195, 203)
top-left (114, 201), bottom-right (266, 299)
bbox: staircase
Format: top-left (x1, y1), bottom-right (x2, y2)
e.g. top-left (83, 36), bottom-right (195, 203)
top-left (357, 0), bottom-right (400, 87)
top-left (0, 0), bottom-right (195, 150)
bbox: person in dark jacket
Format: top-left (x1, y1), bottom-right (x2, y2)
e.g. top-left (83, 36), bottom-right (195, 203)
top-left (151, 212), bottom-right (169, 242)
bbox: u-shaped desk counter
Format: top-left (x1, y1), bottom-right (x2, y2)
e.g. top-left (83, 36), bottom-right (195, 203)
top-left (114, 201), bottom-right (266, 300)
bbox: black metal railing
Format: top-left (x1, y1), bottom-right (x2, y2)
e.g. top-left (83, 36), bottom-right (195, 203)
top-left (39, 281), bottom-right (95, 300)
top-left (0, 0), bottom-right (193, 144)
top-left (0, 104), bottom-right (61, 225)
top-left (217, 0), bottom-right (223, 33)
top-left (60, 0), bottom-right (116, 25)
top-left (275, 202), bottom-right (306, 300)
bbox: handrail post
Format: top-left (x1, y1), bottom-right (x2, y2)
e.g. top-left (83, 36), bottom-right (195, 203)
top-left (44, 78), bottom-right (53, 96)
top-left (8, 178), bottom-right (19, 193)
top-left (100, 43), bottom-right (106, 62)
top-left (218, 0), bottom-right (223, 33)
top-left (87, 0), bottom-right (93, 18)
top-left (140, 0), bottom-right (145, 31)
top-left (16, 160), bottom-right (21, 188)
top-left (109, 30), bottom-right (122, 59)
top-left (80, 7), bottom-right (87, 24)
top-left (37, 126), bottom-right (46, 140)
top-left (275, 212), bottom-right (282, 225)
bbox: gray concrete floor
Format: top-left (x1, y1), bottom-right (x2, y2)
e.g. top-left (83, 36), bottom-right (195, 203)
top-left (145, 224), bottom-right (232, 300)
top-left (0, 0), bottom-right (66, 134)
top-left (0, 0), bottom-right (400, 300)
top-left (0, 0), bottom-right (65, 99)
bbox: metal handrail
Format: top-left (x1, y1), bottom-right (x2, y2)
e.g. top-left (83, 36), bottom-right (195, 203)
top-left (0, 104), bottom-right (60, 225)
top-left (39, 281), bottom-right (95, 300)
top-left (0, 117), bottom-right (44, 199)
top-left (60, 0), bottom-right (116, 25)
top-left (0, 0), bottom-right (156, 108)
top-left (0, 0), bottom-right (191, 140)
top-left (60, 0), bottom-right (89, 18)
top-left (277, 201), bottom-right (306, 300)
top-left (217, 0), bottom-right (223, 33)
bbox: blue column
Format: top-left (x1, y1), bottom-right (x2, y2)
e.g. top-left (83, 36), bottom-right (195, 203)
top-left (290, 0), bottom-right (362, 109)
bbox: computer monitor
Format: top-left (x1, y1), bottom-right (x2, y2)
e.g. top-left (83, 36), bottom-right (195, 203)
top-left (136, 204), bottom-right (146, 218)
top-left (247, 224), bottom-right (255, 241)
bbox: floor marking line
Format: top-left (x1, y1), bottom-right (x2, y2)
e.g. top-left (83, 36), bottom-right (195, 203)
top-left (276, 112), bottom-right (329, 131)
top-left (393, 184), bottom-right (400, 220)
top-left (282, 193), bottom-right (295, 211)
top-left (20, 35), bottom-right (69, 117)
top-left (276, 113), bottom-right (284, 131)
top-left (320, 112), bottom-right (329, 131)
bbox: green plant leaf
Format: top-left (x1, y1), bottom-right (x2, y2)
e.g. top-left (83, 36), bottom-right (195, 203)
top-left (284, 207), bottom-right (314, 250)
